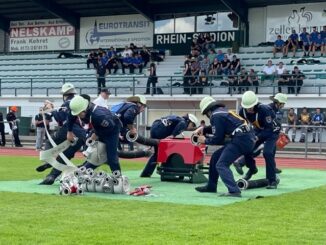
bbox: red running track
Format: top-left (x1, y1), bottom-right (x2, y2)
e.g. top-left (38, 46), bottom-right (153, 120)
top-left (0, 147), bottom-right (325, 170)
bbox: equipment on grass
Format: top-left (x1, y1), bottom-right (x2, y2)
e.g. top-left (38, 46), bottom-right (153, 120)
top-left (236, 177), bottom-right (280, 190)
top-left (129, 185), bottom-right (152, 196)
top-left (156, 138), bottom-right (207, 183)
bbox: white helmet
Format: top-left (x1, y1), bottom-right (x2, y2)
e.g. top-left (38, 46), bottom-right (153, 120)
top-left (199, 96), bottom-right (216, 115)
top-left (188, 113), bottom-right (199, 127)
top-left (69, 95), bottom-right (89, 116)
top-left (270, 93), bottom-right (287, 104)
top-left (241, 91), bottom-right (258, 109)
top-left (127, 94), bottom-right (147, 106)
top-left (61, 83), bottom-right (76, 95)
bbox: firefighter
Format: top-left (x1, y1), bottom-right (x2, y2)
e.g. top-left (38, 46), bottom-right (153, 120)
top-left (194, 96), bottom-right (255, 197)
top-left (6, 106), bottom-right (23, 147)
top-left (36, 83), bottom-right (86, 185)
top-left (68, 95), bottom-right (122, 172)
top-left (238, 91), bottom-right (280, 189)
top-left (140, 113), bottom-right (199, 177)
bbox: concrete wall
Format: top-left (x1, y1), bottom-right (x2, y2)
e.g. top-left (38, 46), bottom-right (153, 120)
top-left (248, 7), bottom-right (267, 46)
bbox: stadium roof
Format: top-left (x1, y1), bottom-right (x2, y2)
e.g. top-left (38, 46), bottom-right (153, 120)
top-left (0, 0), bottom-right (323, 31)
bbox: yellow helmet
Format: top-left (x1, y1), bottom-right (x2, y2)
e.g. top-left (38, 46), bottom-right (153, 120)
top-left (200, 96), bottom-right (216, 115)
top-left (61, 83), bottom-right (76, 95)
top-left (270, 93), bottom-right (287, 104)
top-left (241, 91), bottom-right (258, 109)
top-left (69, 95), bottom-right (89, 116)
top-left (127, 94), bottom-right (147, 105)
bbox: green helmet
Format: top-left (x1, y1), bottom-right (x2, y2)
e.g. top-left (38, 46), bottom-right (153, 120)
top-left (200, 96), bottom-right (216, 115)
top-left (61, 83), bottom-right (76, 95)
top-left (70, 95), bottom-right (89, 116)
top-left (271, 93), bottom-right (287, 104)
top-left (241, 91), bottom-right (258, 109)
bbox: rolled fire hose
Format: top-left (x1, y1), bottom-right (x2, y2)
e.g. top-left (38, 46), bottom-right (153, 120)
top-left (236, 178), bottom-right (281, 190)
top-left (126, 131), bottom-right (159, 146)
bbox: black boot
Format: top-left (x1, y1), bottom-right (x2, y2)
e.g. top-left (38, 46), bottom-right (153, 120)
top-left (275, 168), bottom-right (282, 174)
top-left (39, 175), bottom-right (56, 185)
top-left (36, 163), bottom-right (52, 172)
top-left (140, 162), bottom-right (157, 177)
top-left (219, 192), bottom-right (242, 198)
top-left (233, 161), bottom-right (244, 175)
top-left (243, 167), bottom-right (258, 180)
top-left (195, 184), bottom-right (217, 193)
top-left (266, 181), bottom-right (278, 189)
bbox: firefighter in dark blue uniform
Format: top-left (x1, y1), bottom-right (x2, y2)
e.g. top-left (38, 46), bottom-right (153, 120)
top-left (140, 113), bottom-right (199, 177)
top-left (36, 83), bottom-right (86, 185)
top-left (195, 96), bottom-right (255, 197)
top-left (233, 93), bottom-right (287, 175)
top-left (68, 95), bottom-right (122, 172)
top-left (114, 95), bottom-right (147, 150)
top-left (238, 91), bottom-right (280, 189)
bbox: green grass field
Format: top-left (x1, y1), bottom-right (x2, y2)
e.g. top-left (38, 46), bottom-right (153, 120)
top-left (0, 155), bottom-right (325, 244)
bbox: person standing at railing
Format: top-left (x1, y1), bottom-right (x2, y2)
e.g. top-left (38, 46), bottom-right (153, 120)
top-left (0, 111), bottom-right (5, 146)
top-left (96, 59), bottom-right (108, 95)
top-left (311, 108), bottom-right (325, 143)
top-left (144, 62), bottom-right (157, 95)
top-left (298, 107), bottom-right (311, 143)
top-left (6, 106), bottom-right (23, 147)
top-left (285, 108), bottom-right (297, 142)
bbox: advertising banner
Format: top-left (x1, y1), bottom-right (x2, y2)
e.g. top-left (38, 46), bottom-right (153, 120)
top-left (266, 3), bottom-right (326, 42)
top-left (80, 14), bottom-right (153, 49)
top-left (9, 19), bottom-right (75, 52)
top-left (154, 31), bottom-right (240, 55)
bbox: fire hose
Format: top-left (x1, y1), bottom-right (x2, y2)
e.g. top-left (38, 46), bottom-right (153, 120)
top-left (236, 178), bottom-right (280, 190)
top-left (125, 131), bottom-right (160, 146)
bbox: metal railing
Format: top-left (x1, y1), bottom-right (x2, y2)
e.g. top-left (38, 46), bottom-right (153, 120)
top-left (0, 73), bottom-right (325, 97)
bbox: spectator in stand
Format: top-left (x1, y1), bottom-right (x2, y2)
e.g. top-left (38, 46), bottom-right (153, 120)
top-left (86, 50), bottom-right (98, 69)
top-left (238, 68), bottom-right (250, 94)
top-left (129, 43), bottom-right (138, 53)
top-left (311, 108), bottom-right (324, 143)
top-left (131, 54), bottom-right (144, 74)
top-left (121, 45), bottom-right (133, 58)
top-left (145, 63), bottom-right (157, 95)
top-left (226, 48), bottom-right (234, 60)
top-left (230, 55), bottom-right (241, 74)
top-left (183, 56), bottom-right (192, 94)
top-left (216, 50), bottom-right (225, 62)
top-left (121, 53), bottom-right (133, 74)
top-left (226, 69), bottom-right (238, 94)
top-left (204, 33), bottom-right (215, 54)
top-left (208, 58), bottom-right (221, 80)
top-left (106, 47), bottom-right (119, 74)
top-left (34, 107), bottom-right (47, 151)
top-left (321, 26), bottom-right (326, 55)
top-left (191, 38), bottom-right (201, 53)
top-left (309, 26), bottom-right (319, 53)
top-left (285, 108), bottom-right (297, 142)
top-left (300, 27), bottom-right (311, 57)
top-left (248, 69), bottom-right (259, 94)
top-left (277, 69), bottom-right (290, 93)
top-left (298, 107), bottom-right (311, 143)
top-left (197, 70), bottom-right (208, 94)
top-left (220, 55), bottom-right (231, 76)
top-left (0, 111), bottom-right (5, 146)
top-left (199, 56), bottom-right (210, 75)
top-left (196, 33), bottom-right (206, 52)
top-left (100, 52), bottom-right (108, 70)
top-left (207, 49), bottom-right (216, 64)
top-left (140, 45), bottom-right (151, 67)
top-left (261, 59), bottom-right (276, 83)
top-left (273, 35), bottom-right (285, 58)
top-left (6, 106), bottom-right (23, 147)
top-left (284, 33), bottom-right (298, 58)
top-left (190, 57), bottom-right (201, 94)
top-left (311, 33), bottom-right (325, 57)
top-left (289, 66), bottom-right (305, 94)
top-left (276, 62), bottom-right (286, 76)
top-left (93, 88), bottom-right (110, 109)
top-left (96, 59), bottom-right (108, 94)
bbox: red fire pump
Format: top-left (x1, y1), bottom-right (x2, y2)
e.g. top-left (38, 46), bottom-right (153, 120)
top-left (156, 138), bottom-right (208, 183)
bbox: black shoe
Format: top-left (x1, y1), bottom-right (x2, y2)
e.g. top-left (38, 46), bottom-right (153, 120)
top-left (140, 172), bottom-right (151, 177)
top-left (266, 181), bottom-right (278, 189)
top-left (15, 144), bottom-right (23, 147)
top-left (39, 175), bottom-right (56, 185)
top-left (233, 161), bottom-right (244, 175)
top-left (292, 139), bottom-right (295, 143)
top-left (243, 167), bottom-right (258, 180)
top-left (275, 168), bottom-right (282, 174)
top-left (219, 192), bottom-right (242, 198)
top-left (36, 163), bottom-right (52, 172)
top-left (299, 139), bottom-right (305, 143)
top-left (195, 185), bottom-right (216, 193)
top-left (312, 139), bottom-right (315, 143)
